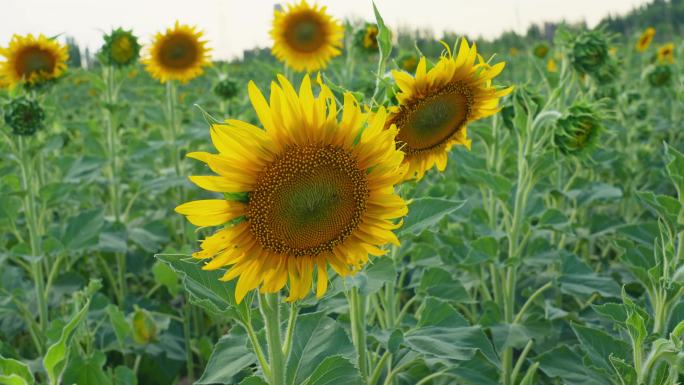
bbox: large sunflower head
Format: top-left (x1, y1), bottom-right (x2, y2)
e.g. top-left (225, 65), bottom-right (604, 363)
top-left (636, 27), bottom-right (655, 52)
top-left (657, 43), bottom-right (674, 64)
top-left (143, 22), bottom-right (211, 83)
top-left (99, 28), bottom-right (141, 68)
top-left (0, 34), bottom-right (68, 88)
top-left (175, 74), bottom-right (408, 303)
top-left (270, 0), bottom-right (344, 72)
top-left (387, 38), bottom-right (512, 180)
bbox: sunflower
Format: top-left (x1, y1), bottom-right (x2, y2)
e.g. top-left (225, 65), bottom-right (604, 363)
top-left (636, 27), bottom-right (655, 52)
top-left (362, 24), bottom-right (379, 50)
top-left (547, 58), bottom-right (558, 73)
top-left (143, 22), bottom-right (211, 83)
top-left (270, 0), bottom-right (344, 72)
top-left (387, 38), bottom-right (512, 180)
top-left (175, 74), bottom-right (408, 303)
top-left (0, 34), bottom-right (68, 87)
top-left (99, 28), bottom-right (141, 68)
top-left (657, 43), bottom-right (674, 64)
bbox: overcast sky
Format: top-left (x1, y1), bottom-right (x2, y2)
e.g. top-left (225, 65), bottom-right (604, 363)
top-left (1, 0), bottom-right (649, 59)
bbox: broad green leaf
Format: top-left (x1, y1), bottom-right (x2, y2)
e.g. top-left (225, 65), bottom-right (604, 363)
top-left (238, 377), bottom-right (268, 385)
top-left (536, 345), bottom-right (612, 385)
top-left (156, 254), bottom-right (249, 321)
top-left (196, 326), bottom-right (256, 385)
top-left (559, 254), bottom-right (620, 298)
top-left (417, 297), bottom-right (468, 328)
top-left (418, 268), bottom-right (470, 303)
top-left (537, 208), bottom-right (570, 229)
top-left (131, 307), bottom-right (157, 344)
top-left (106, 304), bottom-right (131, 346)
top-left (152, 260), bottom-right (179, 296)
top-left (301, 355), bottom-right (362, 385)
top-left (345, 257), bottom-right (397, 295)
top-left (404, 326), bottom-right (498, 365)
top-left (62, 351), bottom-right (111, 385)
top-left (446, 351), bottom-right (500, 385)
top-left (398, 198), bottom-right (465, 237)
top-left (286, 312), bottom-right (354, 385)
top-left (0, 356), bottom-right (33, 385)
top-left (63, 209), bottom-right (104, 250)
top-left (43, 301), bottom-right (90, 385)
top-left (664, 143), bottom-right (684, 200)
top-left (113, 366), bottom-right (137, 385)
top-left (463, 236), bottom-right (499, 265)
top-left (571, 323), bottom-right (630, 372)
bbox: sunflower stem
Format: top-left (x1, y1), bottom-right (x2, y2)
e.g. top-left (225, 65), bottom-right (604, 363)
top-left (16, 136), bottom-right (48, 348)
top-left (103, 65), bottom-right (126, 305)
top-left (282, 302), bottom-right (298, 358)
top-left (349, 286), bottom-right (369, 381)
top-left (260, 293), bottom-right (286, 385)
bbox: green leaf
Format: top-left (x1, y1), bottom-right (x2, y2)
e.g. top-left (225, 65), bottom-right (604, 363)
top-left (664, 143), bottom-right (684, 200)
top-left (63, 209), bottom-right (104, 250)
top-left (404, 326), bottom-right (498, 365)
top-left (536, 345), bottom-right (612, 385)
top-left (371, 2), bottom-right (392, 61)
top-left (0, 356), bottom-right (34, 385)
top-left (286, 312), bottom-right (354, 385)
top-left (152, 260), bottom-right (179, 296)
top-left (418, 268), bottom-right (470, 303)
top-left (345, 257), bottom-right (397, 295)
top-left (463, 236), bottom-right (499, 265)
top-left (398, 198), bottom-right (465, 237)
top-left (43, 301), bottom-right (90, 385)
top-left (446, 351), bottom-right (500, 385)
top-left (155, 254), bottom-right (249, 321)
top-left (62, 351), bottom-right (112, 385)
top-left (113, 366), bottom-right (137, 385)
top-left (301, 356), bottom-right (362, 385)
top-left (196, 326), bottom-right (256, 385)
top-left (559, 254), bottom-right (620, 298)
top-left (537, 208), bottom-right (570, 230)
top-left (238, 377), bottom-right (269, 385)
top-left (417, 297), bottom-right (468, 328)
top-left (571, 323), bottom-right (630, 372)
top-left (106, 304), bottom-right (131, 346)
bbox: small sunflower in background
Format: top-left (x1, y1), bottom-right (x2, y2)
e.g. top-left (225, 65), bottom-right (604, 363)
top-left (99, 28), bottom-right (141, 68)
top-left (396, 52), bottom-right (418, 73)
top-left (547, 58), bottom-right (558, 73)
top-left (0, 34), bottom-right (68, 88)
top-left (532, 42), bottom-right (549, 59)
top-left (175, 74), bottom-right (408, 303)
top-left (143, 22), bottom-right (211, 83)
top-left (657, 43), bottom-right (674, 64)
top-left (270, 0), bottom-right (344, 72)
top-left (355, 22), bottom-right (380, 53)
top-left (509, 47), bottom-right (519, 57)
top-left (387, 38), bottom-right (512, 180)
top-left (635, 27), bottom-right (655, 52)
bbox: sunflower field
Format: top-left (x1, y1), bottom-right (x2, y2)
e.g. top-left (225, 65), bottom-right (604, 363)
top-left (1, 1), bottom-right (683, 384)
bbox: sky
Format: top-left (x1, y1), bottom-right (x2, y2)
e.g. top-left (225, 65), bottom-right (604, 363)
top-left (1, 0), bottom-right (650, 60)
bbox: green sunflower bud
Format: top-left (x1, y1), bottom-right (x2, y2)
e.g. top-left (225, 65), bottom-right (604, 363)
top-left (354, 23), bottom-right (380, 53)
top-left (99, 28), bottom-right (141, 68)
top-left (214, 77), bottom-right (239, 100)
top-left (554, 102), bottom-right (603, 155)
top-left (645, 63), bottom-right (673, 87)
top-left (532, 42), bottom-right (549, 59)
top-left (569, 30), bottom-right (611, 78)
top-left (3, 97), bottom-right (46, 136)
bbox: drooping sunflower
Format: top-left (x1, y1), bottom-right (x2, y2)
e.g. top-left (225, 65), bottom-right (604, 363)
top-left (387, 38), bottom-right (512, 180)
top-left (270, 0), bottom-right (344, 72)
top-left (657, 43), bottom-right (674, 64)
top-left (0, 34), bottom-right (68, 87)
top-left (636, 27), bottom-right (655, 52)
top-left (175, 74), bottom-right (408, 303)
top-left (143, 22), bottom-right (211, 83)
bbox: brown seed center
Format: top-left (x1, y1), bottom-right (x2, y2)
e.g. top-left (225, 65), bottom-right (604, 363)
top-left (248, 145), bottom-right (369, 257)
